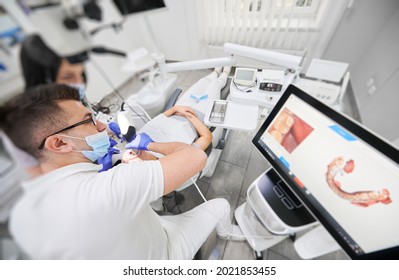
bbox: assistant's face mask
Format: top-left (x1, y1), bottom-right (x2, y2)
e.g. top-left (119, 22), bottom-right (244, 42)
top-left (57, 131), bottom-right (110, 162)
top-left (68, 83), bottom-right (86, 100)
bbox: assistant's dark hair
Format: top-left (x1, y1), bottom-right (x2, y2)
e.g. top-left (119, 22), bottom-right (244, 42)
top-left (20, 34), bottom-right (87, 90)
top-left (20, 34), bottom-right (62, 90)
top-left (0, 84), bottom-right (80, 159)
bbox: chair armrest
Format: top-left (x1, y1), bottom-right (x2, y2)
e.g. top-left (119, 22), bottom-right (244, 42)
top-left (164, 88), bottom-right (183, 111)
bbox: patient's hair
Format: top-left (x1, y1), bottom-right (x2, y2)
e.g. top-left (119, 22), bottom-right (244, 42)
top-left (0, 84), bottom-right (80, 159)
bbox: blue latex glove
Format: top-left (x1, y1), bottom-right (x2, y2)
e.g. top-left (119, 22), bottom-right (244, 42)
top-left (125, 133), bottom-right (154, 151)
top-left (98, 138), bottom-right (120, 172)
top-left (108, 122), bottom-right (123, 141)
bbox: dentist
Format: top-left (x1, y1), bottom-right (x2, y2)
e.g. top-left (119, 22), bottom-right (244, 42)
top-left (0, 84), bottom-right (239, 259)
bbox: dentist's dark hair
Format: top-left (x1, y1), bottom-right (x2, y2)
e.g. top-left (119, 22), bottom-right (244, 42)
top-left (0, 84), bottom-right (80, 159)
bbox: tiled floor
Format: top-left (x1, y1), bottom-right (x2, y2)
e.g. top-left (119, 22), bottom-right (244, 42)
top-left (151, 69), bottom-right (358, 260)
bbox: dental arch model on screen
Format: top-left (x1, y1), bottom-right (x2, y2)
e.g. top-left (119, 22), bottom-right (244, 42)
top-left (325, 156), bottom-right (392, 207)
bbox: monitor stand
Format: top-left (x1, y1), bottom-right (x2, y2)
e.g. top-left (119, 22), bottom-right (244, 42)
top-left (254, 168), bottom-right (316, 231)
top-left (294, 225), bottom-right (342, 259)
top-left (235, 168), bottom-right (341, 258)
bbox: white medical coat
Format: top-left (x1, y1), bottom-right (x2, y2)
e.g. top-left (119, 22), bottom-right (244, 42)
top-left (10, 161), bottom-right (169, 259)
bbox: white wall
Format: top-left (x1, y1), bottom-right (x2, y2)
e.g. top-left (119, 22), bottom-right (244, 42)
top-left (322, 0), bottom-right (399, 142)
top-left (322, 0), bottom-right (399, 68)
top-left (354, 11), bottom-right (399, 141)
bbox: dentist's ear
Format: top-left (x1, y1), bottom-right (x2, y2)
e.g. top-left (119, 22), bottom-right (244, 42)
top-left (44, 135), bottom-right (74, 153)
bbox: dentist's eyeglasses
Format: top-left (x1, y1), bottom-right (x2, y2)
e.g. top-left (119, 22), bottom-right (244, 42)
top-left (38, 114), bottom-right (97, 150)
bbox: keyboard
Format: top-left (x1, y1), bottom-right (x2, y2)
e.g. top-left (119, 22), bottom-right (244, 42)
top-left (295, 79), bottom-right (341, 105)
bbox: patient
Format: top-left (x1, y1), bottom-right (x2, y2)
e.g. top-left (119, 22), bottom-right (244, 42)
top-left (136, 66), bottom-right (231, 158)
top-left (122, 104), bottom-right (212, 163)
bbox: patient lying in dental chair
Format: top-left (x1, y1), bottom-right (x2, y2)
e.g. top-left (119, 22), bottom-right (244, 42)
top-left (129, 105), bottom-right (212, 162)
top-left (122, 66), bottom-right (231, 163)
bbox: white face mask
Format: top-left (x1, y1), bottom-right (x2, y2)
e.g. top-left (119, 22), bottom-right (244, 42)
top-left (56, 131), bottom-right (110, 162)
top-left (68, 83), bottom-right (86, 100)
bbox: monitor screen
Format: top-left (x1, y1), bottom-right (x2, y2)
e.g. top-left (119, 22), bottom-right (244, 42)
top-left (235, 69), bottom-right (256, 81)
top-left (252, 84), bottom-right (399, 259)
top-left (113, 0), bottom-right (166, 16)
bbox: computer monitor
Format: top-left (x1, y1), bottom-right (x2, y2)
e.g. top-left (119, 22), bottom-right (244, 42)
top-left (252, 84), bottom-right (399, 259)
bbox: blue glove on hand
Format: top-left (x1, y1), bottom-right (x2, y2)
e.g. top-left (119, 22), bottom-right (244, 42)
top-left (98, 138), bottom-right (120, 172)
top-left (125, 133), bottom-right (154, 151)
top-left (108, 122), bottom-right (123, 141)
